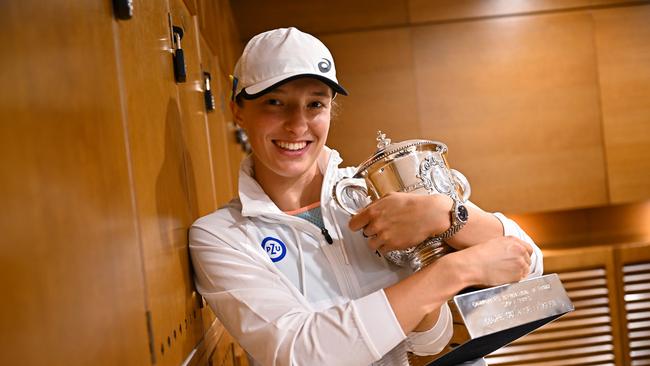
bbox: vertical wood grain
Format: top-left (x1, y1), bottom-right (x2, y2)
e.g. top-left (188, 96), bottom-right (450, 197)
top-left (412, 12), bottom-right (608, 213)
top-left (198, 34), bottom-right (235, 206)
top-left (113, 0), bottom-right (205, 364)
top-left (171, 3), bottom-right (218, 218)
top-left (592, 5), bottom-right (650, 204)
top-left (321, 28), bottom-right (421, 166)
top-left (0, 1), bottom-right (150, 365)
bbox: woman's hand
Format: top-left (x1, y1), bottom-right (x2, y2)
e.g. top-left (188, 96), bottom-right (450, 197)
top-left (348, 192), bottom-right (452, 254)
top-left (449, 235), bottom-right (533, 287)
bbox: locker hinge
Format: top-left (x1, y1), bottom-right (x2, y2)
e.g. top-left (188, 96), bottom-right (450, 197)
top-left (146, 310), bottom-right (157, 364)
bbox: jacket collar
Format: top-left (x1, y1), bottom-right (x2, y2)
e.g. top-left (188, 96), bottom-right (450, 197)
top-left (238, 146), bottom-right (343, 218)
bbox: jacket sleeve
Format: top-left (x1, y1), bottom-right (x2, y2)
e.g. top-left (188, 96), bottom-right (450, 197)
top-left (404, 302), bottom-right (453, 356)
top-left (189, 225), bottom-right (407, 366)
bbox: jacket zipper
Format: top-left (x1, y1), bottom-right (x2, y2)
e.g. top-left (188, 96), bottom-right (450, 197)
top-left (321, 227), bottom-right (333, 244)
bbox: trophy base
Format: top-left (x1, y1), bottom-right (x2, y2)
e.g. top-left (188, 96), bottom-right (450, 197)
top-left (422, 274), bottom-right (574, 366)
top-left (425, 313), bottom-right (564, 366)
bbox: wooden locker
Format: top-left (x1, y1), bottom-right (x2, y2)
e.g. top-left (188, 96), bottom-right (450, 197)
top-left (197, 33), bottom-right (235, 207)
top-left (112, 0), bottom-right (206, 364)
top-left (0, 1), bottom-right (150, 365)
top-left (169, 0), bottom-right (218, 218)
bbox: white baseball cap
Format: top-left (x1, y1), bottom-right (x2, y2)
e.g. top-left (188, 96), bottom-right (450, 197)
top-left (232, 27), bottom-right (348, 100)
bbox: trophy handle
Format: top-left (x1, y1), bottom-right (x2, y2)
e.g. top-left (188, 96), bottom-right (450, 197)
top-left (333, 177), bottom-right (371, 215)
top-left (451, 169), bottom-right (471, 202)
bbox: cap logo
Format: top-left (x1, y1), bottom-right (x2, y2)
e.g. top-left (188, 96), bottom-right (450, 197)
top-left (318, 58), bottom-right (332, 73)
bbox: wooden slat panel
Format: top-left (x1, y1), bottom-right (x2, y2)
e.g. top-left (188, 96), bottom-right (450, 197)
top-left (321, 28), bottom-right (421, 166)
top-left (412, 12), bottom-right (607, 213)
top-left (0, 1), bottom-right (151, 365)
top-left (617, 243), bottom-right (650, 366)
top-left (230, 0), bottom-right (409, 41)
top-left (592, 5), bottom-right (650, 204)
top-left (407, 0), bottom-right (643, 23)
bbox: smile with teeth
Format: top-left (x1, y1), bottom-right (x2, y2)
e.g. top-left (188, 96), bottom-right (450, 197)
top-left (275, 140), bottom-right (308, 151)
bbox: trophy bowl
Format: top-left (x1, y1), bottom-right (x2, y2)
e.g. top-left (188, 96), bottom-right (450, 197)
top-left (333, 131), bottom-right (471, 271)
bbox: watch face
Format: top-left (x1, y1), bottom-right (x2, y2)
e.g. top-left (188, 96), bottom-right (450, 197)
top-left (457, 204), bottom-right (469, 223)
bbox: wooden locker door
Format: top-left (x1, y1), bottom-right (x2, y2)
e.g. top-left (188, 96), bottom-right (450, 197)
top-left (615, 242), bottom-right (650, 366)
top-left (197, 33), bottom-right (234, 206)
top-left (485, 246), bottom-right (625, 366)
top-left (169, 0), bottom-right (218, 218)
top-left (0, 1), bottom-right (150, 365)
top-left (112, 0), bottom-right (205, 365)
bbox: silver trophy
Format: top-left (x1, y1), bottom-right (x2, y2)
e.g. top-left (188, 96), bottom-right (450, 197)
top-left (333, 131), bottom-right (574, 365)
top-left (334, 131), bottom-right (470, 271)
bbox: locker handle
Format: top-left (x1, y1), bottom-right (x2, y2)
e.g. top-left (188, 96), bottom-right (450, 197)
top-left (113, 0), bottom-right (134, 20)
top-left (172, 26), bottom-right (186, 83)
top-left (203, 72), bottom-right (216, 112)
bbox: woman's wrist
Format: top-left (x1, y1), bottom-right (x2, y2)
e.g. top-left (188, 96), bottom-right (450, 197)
top-left (417, 253), bottom-right (475, 314)
top-left (427, 194), bottom-right (454, 237)
top-left (436, 250), bottom-right (480, 292)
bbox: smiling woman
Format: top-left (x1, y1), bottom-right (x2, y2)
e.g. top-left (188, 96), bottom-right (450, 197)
top-left (189, 27), bottom-right (543, 366)
top-left (232, 78), bottom-right (334, 204)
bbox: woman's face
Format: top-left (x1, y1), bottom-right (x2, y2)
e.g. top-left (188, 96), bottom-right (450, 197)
top-left (233, 77), bottom-right (333, 182)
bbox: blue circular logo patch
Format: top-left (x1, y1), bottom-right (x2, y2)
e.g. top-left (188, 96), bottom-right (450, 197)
top-left (261, 237), bottom-right (287, 262)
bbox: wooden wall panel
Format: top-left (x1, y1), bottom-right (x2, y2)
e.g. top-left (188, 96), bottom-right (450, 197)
top-left (508, 200), bottom-right (650, 247)
top-left (407, 0), bottom-right (643, 23)
top-left (113, 0), bottom-right (205, 364)
top-left (0, 1), bottom-right (150, 365)
top-left (321, 29), bottom-right (421, 166)
top-left (412, 12), bottom-right (608, 213)
top-left (592, 5), bottom-right (650, 204)
top-left (231, 0), bottom-right (409, 41)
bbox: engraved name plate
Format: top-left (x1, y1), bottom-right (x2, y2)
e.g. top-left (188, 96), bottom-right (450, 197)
top-left (426, 274), bottom-right (574, 366)
top-left (455, 273), bottom-right (574, 338)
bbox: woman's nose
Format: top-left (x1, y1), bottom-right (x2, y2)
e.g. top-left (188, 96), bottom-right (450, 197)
top-left (284, 106), bottom-right (309, 134)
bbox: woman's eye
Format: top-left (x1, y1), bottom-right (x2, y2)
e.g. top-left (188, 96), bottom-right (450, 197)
top-left (265, 99), bottom-right (281, 106)
top-left (308, 101), bottom-right (325, 109)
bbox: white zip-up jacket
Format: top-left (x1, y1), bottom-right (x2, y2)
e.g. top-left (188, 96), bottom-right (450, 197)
top-left (189, 147), bottom-right (543, 366)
